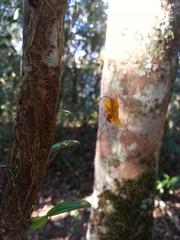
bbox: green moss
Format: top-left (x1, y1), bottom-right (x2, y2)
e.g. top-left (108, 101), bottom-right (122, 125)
top-left (137, 109), bottom-right (147, 117)
top-left (96, 171), bottom-right (156, 240)
top-left (104, 155), bottom-right (114, 167)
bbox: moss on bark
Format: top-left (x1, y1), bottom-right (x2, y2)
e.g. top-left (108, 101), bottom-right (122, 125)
top-left (92, 171), bottom-right (156, 240)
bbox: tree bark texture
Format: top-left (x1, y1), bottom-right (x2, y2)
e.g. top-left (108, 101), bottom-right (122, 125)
top-left (88, 1), bottom-right (180, 239)
top-left (0, 0), bottom-right (67, 239)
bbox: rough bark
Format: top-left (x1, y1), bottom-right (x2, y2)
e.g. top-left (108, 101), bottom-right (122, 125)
top-left (88, 1), bottom-right (180, 239)
top-left (0, 0), bottom-right (67, 239)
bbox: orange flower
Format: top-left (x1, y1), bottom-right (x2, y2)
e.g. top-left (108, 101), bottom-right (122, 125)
top-left (102, 93), bottom-right (122, 127)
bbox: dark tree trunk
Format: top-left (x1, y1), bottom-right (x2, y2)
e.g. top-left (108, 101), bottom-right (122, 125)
top-left (0, 0), bottom-right (67, 239)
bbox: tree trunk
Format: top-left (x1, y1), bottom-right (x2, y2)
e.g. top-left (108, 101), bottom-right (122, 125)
top-left (88, 1), bottom-right (180, 239)
top-left (0, 0), bottom-right (67, 239)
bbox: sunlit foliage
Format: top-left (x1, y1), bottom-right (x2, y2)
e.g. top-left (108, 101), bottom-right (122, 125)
top-left (0, 0), bottom-right (22, 121)
top-left (0, 0), bottom-right (108, 127)
top-left (61, 0), bottom-right (108, 126)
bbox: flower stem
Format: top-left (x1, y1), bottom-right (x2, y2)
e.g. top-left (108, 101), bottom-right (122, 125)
top-left (51, 96), bottom-right (112, 158)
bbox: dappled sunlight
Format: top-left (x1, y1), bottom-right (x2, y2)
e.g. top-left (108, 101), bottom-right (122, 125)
top-left (29, 194), bottom-right (92, 240)
top-left (28, 124), bottom-right (96, 239)
top-left (1, 0), bottom-right (180, 239)
top-left (153, 196), bottom-right (180, 239)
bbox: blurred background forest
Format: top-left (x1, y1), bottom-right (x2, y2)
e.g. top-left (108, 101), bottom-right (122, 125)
top-left (0, 0), bottom-right (180, 239)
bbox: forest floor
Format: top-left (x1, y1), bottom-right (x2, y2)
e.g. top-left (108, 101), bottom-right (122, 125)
top-left (27, 125), bottom-right (180, 240)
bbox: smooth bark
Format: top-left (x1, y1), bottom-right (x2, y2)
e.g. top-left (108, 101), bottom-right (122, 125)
top-left (88, 1), bottom-right (180, 239)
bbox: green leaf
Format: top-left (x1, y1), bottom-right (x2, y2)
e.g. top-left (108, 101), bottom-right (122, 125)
top-left (169, 189), bottom-right (173, 194)
top-left (168, 175), bottom-right (180, 189)
top-left (59, 109), bottom-right (72, 115)
top-left (51, 140), bottom-right (80, 152)
top-left (47, 199), bottom-right (91, 217)
top-left (29, 216), bottom-right (48, 230)
top-left (156, 182), bottom-right (163, 190)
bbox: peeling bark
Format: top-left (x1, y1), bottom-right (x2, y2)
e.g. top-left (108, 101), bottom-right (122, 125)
top-left (0, 1), bottom-right (67, 239)
top-left (88, 0), bottom-right (180, 239)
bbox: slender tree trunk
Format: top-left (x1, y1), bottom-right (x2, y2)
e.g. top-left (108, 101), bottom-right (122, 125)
top-left (0, 0), bottom-right (67, 239)
top-left (88, 1), bottom-right (180, 239)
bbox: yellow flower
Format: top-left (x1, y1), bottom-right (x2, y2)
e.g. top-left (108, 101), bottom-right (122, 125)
top-left (102, 93), bottom-right (122, 127)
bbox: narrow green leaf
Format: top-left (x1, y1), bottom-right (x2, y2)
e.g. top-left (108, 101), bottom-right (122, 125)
top-left (29, 216), bottom-right (48, 230)
top-left (51, 140), bottom-right (80, 152)
top-left (169, 176), bottom-right (180, 187)
top-left (59, 109), bottom-right (72, 115)
top-left (47, 199), bottom-right (91, 217)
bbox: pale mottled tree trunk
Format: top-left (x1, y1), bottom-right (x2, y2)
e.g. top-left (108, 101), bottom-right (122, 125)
top-left (88, 1), bottom-right (180, 239)
top-left (0, 0), bottom-right (67, 239)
